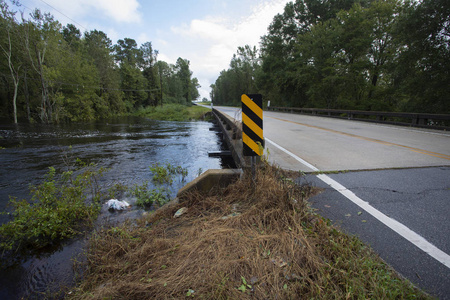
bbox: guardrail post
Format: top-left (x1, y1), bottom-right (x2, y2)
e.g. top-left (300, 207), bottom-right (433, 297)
top-left (412, 114), bottom-right (425, 126)
top-left (418, 117), bottom-right (426, 125)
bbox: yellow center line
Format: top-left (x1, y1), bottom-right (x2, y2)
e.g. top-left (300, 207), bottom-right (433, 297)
top-left (267, 116), bottom-right (450, 161)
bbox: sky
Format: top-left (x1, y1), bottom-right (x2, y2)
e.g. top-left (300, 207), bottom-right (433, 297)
top-left (14, 0), bottom-right (291, 100)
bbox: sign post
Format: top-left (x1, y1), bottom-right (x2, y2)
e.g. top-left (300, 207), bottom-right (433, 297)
top-left (241, 94), bottom-right (263, 177)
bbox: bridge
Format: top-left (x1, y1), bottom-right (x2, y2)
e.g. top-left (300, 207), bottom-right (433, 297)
top-left (210, 105), bottom-right (450, 299)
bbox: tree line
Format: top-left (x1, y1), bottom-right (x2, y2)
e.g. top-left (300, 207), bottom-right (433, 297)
top-left (211, 0), bottom-right (449, 114)
top-left (0, 1), bottom-right (200, 123)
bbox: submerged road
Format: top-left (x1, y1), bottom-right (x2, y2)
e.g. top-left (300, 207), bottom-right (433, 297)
top-left (213, 105), bottom-right (450, 299)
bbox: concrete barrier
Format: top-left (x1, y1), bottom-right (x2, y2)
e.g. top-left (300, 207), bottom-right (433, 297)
top-left (212, 108), bottom-right (253, 169)
top-left (175, 108), bottom-right (256, 202)
top-left (177, 169), bottom-right (243, 200)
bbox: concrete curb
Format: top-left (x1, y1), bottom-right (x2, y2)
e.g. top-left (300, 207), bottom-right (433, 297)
top-left (176, 169), bottom-right (242, 200)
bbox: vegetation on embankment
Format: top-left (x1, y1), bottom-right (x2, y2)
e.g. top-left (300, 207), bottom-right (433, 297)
top-left (68, 164), bottom-right (429, 299)
top-left (135, 104), bottom-right (211, 121)
top-left (0, 159), bottom-right (191, 265)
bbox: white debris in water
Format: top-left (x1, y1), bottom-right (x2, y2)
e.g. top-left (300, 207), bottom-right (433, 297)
top-left (106, 199), bottom-right (130, 211)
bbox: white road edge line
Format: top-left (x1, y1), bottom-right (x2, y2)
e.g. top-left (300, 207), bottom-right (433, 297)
top-left (265, 137), bottom-right (450, 269)
top-left (265, 138), bottom-right (320, 172)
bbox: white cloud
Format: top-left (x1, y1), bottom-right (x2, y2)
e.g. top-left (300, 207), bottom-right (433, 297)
top-left (93, 0), bottom-right (141, 23)
top-left (157, 53), bottom-right (175, 65)
top-left (136, 32), bottom-right (150, 46)
top-left (104, 27), bottom-right (120, 44)
top-left (156, 39), bottom-right (168, 47)
top-left (41, 0), bottom-right (141, 24)
top-left (166, 0), bottom-right (289, 100)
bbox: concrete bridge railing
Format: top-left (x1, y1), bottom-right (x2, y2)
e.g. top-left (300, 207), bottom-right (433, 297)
top-left (212, 108), bottom-right (253, 169)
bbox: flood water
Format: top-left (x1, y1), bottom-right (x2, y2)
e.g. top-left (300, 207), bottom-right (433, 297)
top-left (0, 116), bottom-right (232, 299)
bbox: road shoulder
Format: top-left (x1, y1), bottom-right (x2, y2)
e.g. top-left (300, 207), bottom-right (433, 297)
top-left (302, 167), bottom-right (450, 299)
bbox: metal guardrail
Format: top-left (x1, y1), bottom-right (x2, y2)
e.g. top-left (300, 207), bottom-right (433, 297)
top-left (267, 107), bottom-right (450, 130)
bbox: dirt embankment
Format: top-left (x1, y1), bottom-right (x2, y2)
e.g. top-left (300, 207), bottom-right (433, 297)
top-left (69, 165), bottom-right (430, 299)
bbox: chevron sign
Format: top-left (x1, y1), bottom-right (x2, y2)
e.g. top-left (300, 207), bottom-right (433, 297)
top-left (242, 94), bottom-right (263, 156)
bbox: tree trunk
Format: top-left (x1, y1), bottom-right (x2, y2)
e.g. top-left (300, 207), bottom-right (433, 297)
top-left (36, 48), bottom-right (51, 123)
top-left (12, 81), bottom-right (18, 123)
top-left (1, 31), bottom-right (20, 123)
top-left (23, 68), bottom-right (31, 122)
top-left (368, 72), bottom-right (378, 99)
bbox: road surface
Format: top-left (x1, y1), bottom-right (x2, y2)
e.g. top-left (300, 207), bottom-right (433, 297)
top-left (213, 106), bottom-right (449, 171)
top-left (213, 105), bottom-right (450, 299)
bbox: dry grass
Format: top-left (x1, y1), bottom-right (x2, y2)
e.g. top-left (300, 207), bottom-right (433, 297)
top-left (69, 164), bottom-right (429, 299)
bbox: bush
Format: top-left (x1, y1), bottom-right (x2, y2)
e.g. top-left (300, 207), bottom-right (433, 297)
top-left (131, 182), bottom-right (169, 209)
top-left (0, 162), bottom-right (106, 254)
top-left (129, 163), bottom-right (188, 209)
top-left (150, 163), bottom-right (188, 185)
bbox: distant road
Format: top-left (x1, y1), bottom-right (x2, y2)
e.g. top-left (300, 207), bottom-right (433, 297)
top-left (212, 105), bottom-right (450, 299)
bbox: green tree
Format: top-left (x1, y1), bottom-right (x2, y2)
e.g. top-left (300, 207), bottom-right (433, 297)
top-left (155, 60), bottom-right (171, 103)
top-left (84, 30), bottom-right (124, 114)
top-left (295, 18), bottom-right (343, 109)
top-left (22, 9), bottom-right (63, 123)
top-left (114, 38), bottom-right (147, 109)
top-left (175, 57), bottom-right (192, 104)
top-left (332, 4), bottom-right (373, 108)
top-left (0, 2), bottom-right (198, 123)
top-left (140, 42), bottom-right (160, 106)
top-left (362, 0), bottom-right (402, 110)
top-left (120, 61), bottom-right (147, 110)
top-left (62, 23), bottom-right (82, 51)
top-left (114, 38), bottom-right (142, 67)
top-left (55, 45), bottom-right (101, 121)
top-left (292, 0), bottom-right (402, 110)
top-left (189, 77), bottom-right (200, 102)
top-left (395, 0), bottom-right (450, 113)
top-left (211, 45), bottom-right (260, 106)
top-left (0, 0), bottom-right (22, 123)
top-left (258, 0), bottom-right (374, 107)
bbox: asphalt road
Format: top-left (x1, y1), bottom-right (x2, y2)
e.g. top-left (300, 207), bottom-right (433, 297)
top-left (305, 167), bottom-right (450, 299)
top-left (213, 105), bottom-right (450, 299)
top-left (213, 106), bottom-right (450, 171)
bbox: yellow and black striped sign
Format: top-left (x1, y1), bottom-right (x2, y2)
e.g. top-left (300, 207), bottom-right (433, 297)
top-left (242, 94), bottom-right (263, 156)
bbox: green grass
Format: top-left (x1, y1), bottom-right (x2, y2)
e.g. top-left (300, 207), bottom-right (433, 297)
top-left (135, 104), bottom-right (211, 121)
